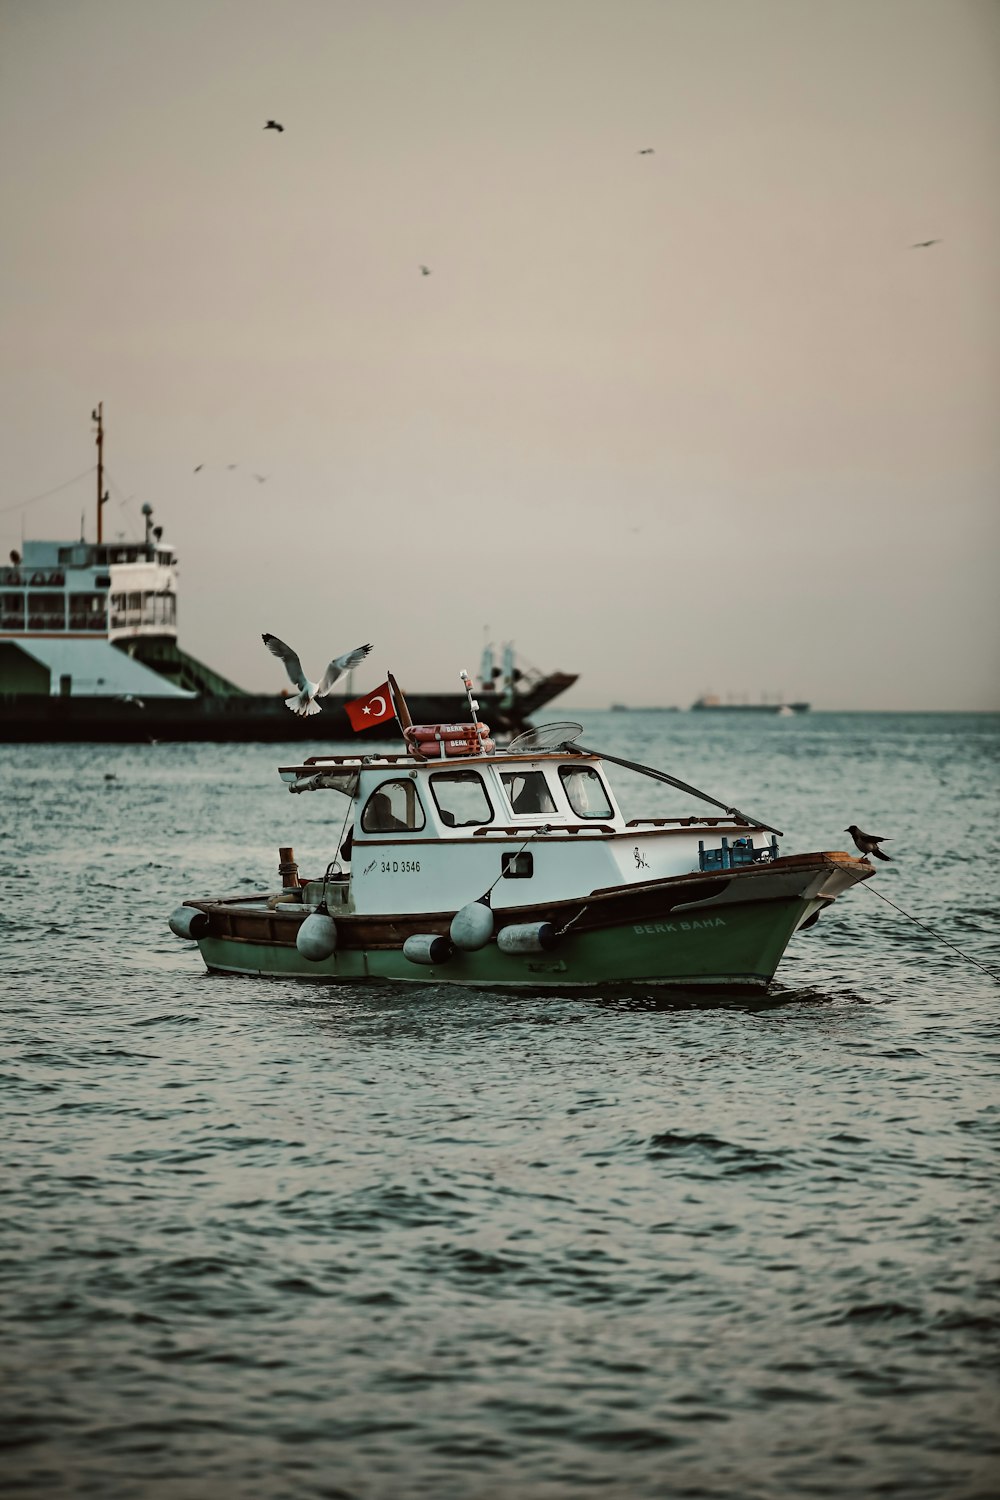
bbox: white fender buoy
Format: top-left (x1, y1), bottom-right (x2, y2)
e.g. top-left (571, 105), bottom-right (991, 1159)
top-left (402, 934), bottom-right (451, 965)
top-left (496, 921), bottom-right (557, 955)
top-left (450, 896), bottom-right (494, 951)
top-left (168, 905), bottom-right (208, 940)
top-left (296, 909), bottom-right (338, 962)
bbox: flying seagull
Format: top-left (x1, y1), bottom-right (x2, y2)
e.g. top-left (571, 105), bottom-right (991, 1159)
top-left (911, 239), bottom-right (940, 248)
top-left (264, 120), bottom-right (284, 133)
top-left (262, 633), bottom-right (373, 716)
top-left (845, 824), bottom-right (892, 861)
top-left (419, 265), bottom-right (431, 276)
top-left (637, 148), bottom-right (655, 155)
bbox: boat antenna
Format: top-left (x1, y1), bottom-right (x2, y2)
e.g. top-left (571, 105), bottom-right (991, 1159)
top-left (459, 669), bottom-right (486, 754)
top-left (92, 403), bottom-right (109, 544)
top-left (568, 742), bottom-right (783, 836)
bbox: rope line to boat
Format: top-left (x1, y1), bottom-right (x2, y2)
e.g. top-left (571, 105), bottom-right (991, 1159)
top-left (824, 857), bottom-right (1000, 984)
top-left (555, 904), bottom-right (590, 937)
top-left (568, 743), bottom-right (783, 837)
top-left (0, 466), bottom-right (96, 516)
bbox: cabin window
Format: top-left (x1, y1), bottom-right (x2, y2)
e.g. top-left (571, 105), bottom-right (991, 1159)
top-left (429, 770), bottom-right (493, 828)
top-left (500, 770), bottom-right (556, 815)
top-left (69, 593), bottom-right (107, 631)
top-left (559, 766), bottom-right (613, 820)
top-left (361, 779), bottom-right (426, 833)
top-left (27, 592), bottom-right (65, 630)
top-left (150, 591), bottom-right (176, 626)
top-left (1, 592), bottom-right (24, 629)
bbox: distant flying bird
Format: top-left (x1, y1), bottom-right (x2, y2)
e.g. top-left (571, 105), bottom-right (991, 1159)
top-left (193, 464), bottom-right (203, 472)
top-left (419, 265), bottom-right (431, 276)
top-left (253, 474), bottom-right (268, 484)
top-left (227, 463), bottom-right (238, 470)
top-left (911, 239), bottom-right (940, 248)
top-left (262, 633), bottom-right (373, 716)
top-left (637, 148), bottom-right (655, 155)
top-left (264, 120), bottom-right (284, 133)
top-left (845, 825), bottom-right (892, 861)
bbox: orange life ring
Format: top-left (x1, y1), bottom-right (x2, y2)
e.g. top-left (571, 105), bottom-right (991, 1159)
top-left (406, 722), bottom-right (490, 742)
top-left (406, 735), bottom-right (495, 759)
top-left (441, 737), bottom-right (495, 757)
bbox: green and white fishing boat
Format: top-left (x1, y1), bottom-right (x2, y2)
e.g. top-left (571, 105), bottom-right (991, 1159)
top-left (169, 679), bottom-right (873, 994)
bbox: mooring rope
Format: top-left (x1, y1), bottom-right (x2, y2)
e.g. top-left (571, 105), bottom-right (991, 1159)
top-left (827, 857), bottom-right (999, 984)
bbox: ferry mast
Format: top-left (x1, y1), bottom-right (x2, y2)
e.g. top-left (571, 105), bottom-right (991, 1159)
top-left (92, 402), bottom-right (109, 544)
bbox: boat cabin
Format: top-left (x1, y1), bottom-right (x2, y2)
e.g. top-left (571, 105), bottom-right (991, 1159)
top-left (279, 737), bottom-right (778, 918)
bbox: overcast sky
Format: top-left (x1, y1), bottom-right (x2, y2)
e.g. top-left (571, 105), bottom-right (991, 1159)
top-left (1, 0), bottom-right (997, 710)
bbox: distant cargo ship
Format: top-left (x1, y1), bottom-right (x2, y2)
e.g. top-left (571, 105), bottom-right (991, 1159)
top-left (690, 694), bottom-right (810, 714)
top-left (0, 406), bottom-right (577, 743)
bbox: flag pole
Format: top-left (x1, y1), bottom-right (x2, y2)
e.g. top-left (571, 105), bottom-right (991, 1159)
top-left (388, 671), bottom-right (426, 760)
top-left (387, 670), bottom-right (412, 732)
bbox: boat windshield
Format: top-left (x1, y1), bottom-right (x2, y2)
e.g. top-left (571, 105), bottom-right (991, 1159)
top-left (559, 765), bottom-right (613, 819)
top-left (361, 779), bottom-right (425, 832)
top-left (429, 770), bottom-right (494, 827)
top-left (500, 770), bottom-right (556, 815)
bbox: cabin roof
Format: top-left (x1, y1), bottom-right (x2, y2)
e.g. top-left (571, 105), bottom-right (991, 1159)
top-left (278, 746), bottom-right (598, 785)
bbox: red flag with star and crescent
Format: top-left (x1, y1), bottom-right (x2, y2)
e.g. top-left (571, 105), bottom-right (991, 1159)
top-left (345, 680), bottom-right (396, 732)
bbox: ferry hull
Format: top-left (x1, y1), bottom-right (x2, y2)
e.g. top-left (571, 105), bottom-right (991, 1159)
top-left (0, 674), bottom-right (578, 742)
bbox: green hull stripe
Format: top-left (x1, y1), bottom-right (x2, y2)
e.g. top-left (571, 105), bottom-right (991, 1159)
top-left (197, 896), bottom-right (810, 991)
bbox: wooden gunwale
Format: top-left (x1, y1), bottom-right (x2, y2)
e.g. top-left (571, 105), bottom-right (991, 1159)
top-left (188, 852), bottom-right (869, 954)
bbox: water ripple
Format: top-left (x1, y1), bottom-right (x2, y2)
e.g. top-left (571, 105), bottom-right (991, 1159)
top-left (2, 717), bottom-right (999, 1499)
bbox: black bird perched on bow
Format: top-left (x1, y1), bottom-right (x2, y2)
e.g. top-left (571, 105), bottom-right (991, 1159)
top-left (264, 119), bottom-right (284, 133)
top-left (845, 825), bottom-right (892, 861)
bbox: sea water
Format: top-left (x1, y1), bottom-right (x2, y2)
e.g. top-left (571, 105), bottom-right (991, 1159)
top-left (2, 711), bottom-right (998, 1499)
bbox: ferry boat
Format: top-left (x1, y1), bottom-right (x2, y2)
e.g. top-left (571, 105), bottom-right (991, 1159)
top-left (0, 407), bottom-right (576, 742)
top-left (168, 687), bottom-right (873, 995)
top-left (691, 694), bottom-right (811, 714)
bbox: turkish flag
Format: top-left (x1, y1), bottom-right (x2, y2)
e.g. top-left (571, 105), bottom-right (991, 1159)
top-left (345, 680), bottom-right (396, 732)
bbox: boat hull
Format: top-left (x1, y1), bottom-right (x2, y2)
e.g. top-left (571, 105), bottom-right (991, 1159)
top-left (182, 857), bottom-right (864, 994)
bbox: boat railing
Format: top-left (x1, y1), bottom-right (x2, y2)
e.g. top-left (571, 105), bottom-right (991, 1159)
top-left (625, 815), bottom-right (754, 828)
top-left (472, 823), bottom-right (616, 837)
